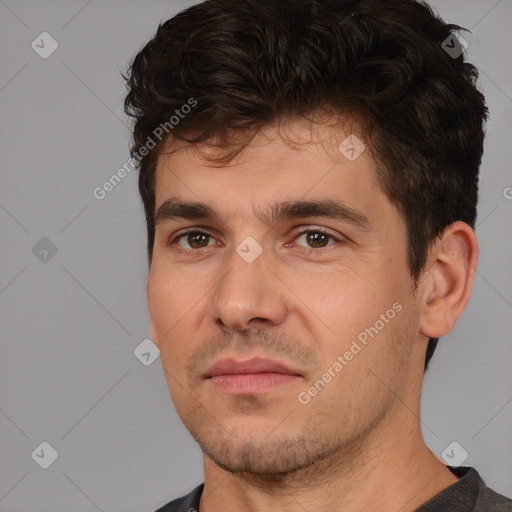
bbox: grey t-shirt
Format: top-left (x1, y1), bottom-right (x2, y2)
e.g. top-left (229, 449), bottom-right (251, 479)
top-left (155, 466), bottom-right (512, 511)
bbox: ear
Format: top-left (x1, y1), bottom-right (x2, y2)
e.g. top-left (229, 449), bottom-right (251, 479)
top-left (147, 278), bottom-right (158, 347)
top-left (418, 221), bottom-right (479, 339)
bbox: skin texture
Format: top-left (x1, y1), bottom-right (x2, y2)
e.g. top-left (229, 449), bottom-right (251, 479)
top-left (147, 118), bottom-right (478, 512)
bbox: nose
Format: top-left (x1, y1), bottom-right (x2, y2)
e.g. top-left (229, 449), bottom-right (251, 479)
top-left (210, 243), bottom-right (288, 331)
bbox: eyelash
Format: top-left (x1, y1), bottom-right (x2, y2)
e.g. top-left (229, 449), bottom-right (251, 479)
top-left (166, 227), bottom-right (342, 254)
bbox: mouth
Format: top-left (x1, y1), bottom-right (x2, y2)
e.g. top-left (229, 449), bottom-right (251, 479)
top-left (205, 356), bottom-right (304, 393)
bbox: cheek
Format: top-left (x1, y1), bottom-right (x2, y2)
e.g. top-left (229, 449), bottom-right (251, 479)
top-left (147, 270), bottom-right (200, 365)
top-left (292, 266), bottom-right (396, 338)
top-left (296, 263), bottom-right (413, 379)
top-left (148, 274), bottom-right (202, 411)
top-left (149, 265), bottom-right (198, 324)
top-left (302, 302), bottom-right (416, 425)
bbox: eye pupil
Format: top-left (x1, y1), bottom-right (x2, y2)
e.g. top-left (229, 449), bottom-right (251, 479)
top-left (307, 232), bottom-right (329, 248)
top-left (188, 233), bottom-right (209, 248)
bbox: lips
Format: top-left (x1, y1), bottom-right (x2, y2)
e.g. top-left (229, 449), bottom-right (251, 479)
top-left (206, 356), bottom-right (302, 378)
top-left (204, 356), bottom-right (303, 393)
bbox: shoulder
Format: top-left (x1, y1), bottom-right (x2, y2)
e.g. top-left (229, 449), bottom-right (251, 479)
top-left (465, 467), bottom-right (512, 511)
top-left (474, 482), bottom-right (512, 511)
top-left (154, 483), bottom-right (204, 512)
top-left (416, 466), bottom-right (512, 512)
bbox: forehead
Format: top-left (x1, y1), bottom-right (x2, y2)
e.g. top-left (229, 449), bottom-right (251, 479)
top-left (153, 120), bottom-right (381, 209)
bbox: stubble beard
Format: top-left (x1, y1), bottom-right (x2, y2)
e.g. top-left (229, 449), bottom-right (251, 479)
top-left (182, 393), bottom-right (393, 483)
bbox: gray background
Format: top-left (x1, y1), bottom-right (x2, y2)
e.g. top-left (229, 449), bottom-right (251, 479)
top-left (0, 1), bottom-right (511, 510)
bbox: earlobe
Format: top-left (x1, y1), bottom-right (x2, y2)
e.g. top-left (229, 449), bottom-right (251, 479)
top-left (419, 222), bottom-right (478, 339)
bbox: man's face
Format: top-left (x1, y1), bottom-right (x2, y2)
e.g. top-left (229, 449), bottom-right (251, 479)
top-left (147, 119), bottom-right (425, 475)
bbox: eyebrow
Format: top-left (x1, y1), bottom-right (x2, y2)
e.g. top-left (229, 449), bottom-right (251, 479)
top-left (154, 196), bottom-right (370, 230)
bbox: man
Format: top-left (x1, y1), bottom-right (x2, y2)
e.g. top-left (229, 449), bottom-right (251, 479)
top-left (124, 0), bottom-right (512, 510)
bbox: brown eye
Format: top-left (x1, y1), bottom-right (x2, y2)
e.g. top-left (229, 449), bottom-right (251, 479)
top-left (184, 233), bottom-right (210, 249)
top-left (294, 230), bottom-right (337, 249)
top-left (306, 232), bottom-right (331, 248)
top-left (169, 231), bottom-right (216, 250)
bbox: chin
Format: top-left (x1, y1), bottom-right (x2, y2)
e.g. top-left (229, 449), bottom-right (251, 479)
top-left (204, 441), bottom-right (315, 475)
top-left (191, 422), bottom-right (337, 476)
